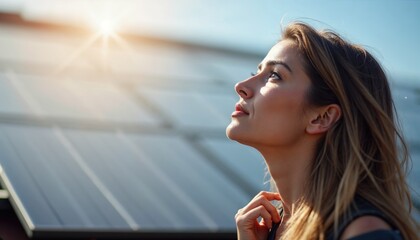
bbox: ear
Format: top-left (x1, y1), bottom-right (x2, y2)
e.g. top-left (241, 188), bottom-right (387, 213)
top-left (306, 104), bottom-right (341, 135)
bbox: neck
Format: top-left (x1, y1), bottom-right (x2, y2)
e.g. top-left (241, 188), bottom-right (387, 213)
top-left (257, 139), bottom-right (318, 217)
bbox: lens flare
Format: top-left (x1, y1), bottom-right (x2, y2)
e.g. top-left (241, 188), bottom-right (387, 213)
top-left (99, 20), bottom-right (115, 37)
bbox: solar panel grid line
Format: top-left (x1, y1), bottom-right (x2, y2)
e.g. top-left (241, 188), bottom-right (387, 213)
top-left (137, 88), bottom-right (233, 129)
top-left (72, 79), bottom-right (127, 121)
top-left (11, 126), bottom-right (96, 228)
top-left (0, 113), bottom-right (229, 140)
top-left (3, 128), bottom-right (71, 228)
top-left (0, 71), bottom-right (166, 126)
top-left (132, 88), bottom-right (233, 131)
top-left (61, 128), bottom-right (185, 229)
top-left (123, 133), bottom-right (244, 229)
top-left (197, 138), bottom-right (268, 192)
top-left (190, 92), bottom-right (231, 124)
top-left (32, 126), bottom-right (122, 228)
top-left (0, 25), bottom-right (226, 84)
top-left (94, 74), bottom-right (223, 94)
top-left (0, 59), bottom-right (228, 91)
top-left (52, 32), bottom-right (103, 76)
top-left (0, 74), bottom-right (32, 115)
top-left (4, 70), bottom-right (43, 116)
top-left (186, 135), bottom-right (259, 196)
top-left (115, 172), bottom-right (186, 229)
top-left (52, 126), bottom-right (140, 230)
top-left (71, 77), bottom-right (162, 125)
top-left (3, 124), bottom-right (129, 230)
top-left (0, 60), bottom-right (90, 81)
top-left (0, 24), bottom-right (92, 56)
top-left (189, 59), bottom-right (233, 87)
top-left (117, 84), bottom-right (175, 129)
top-left (35, 76), bottom-right (98, 120)
top-left (0, 31), bottom-right (78, 69)
top-left (56, 77), bottom-right (106, 121)
top-left (0, 34), bottom-right (240, 94)
top-left (108, 57), bottom-right (217, 85)
top-left (32, 126), bottom-right (134, 229)
top-left (115, 130), bottom-right (220, 230)
top-left (104, 44), bottom-right (215, 85)
top-left (124, 73), bottom-right (226, 92)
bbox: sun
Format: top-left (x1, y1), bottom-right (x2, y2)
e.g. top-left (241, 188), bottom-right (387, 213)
top-left (98, 20), bottom-right (115, 37)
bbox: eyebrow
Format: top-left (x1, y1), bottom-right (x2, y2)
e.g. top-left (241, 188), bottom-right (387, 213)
top-left (258, 60), bottom-right (293, 73)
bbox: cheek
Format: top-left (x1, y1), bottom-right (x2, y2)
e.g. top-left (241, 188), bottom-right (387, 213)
top-left (254, 89), bottom-right (307, 141)
top-left (257, 87), bottom-right (304, 117)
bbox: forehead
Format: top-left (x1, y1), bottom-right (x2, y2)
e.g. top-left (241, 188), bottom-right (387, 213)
top-left (262, 40), bottom-right (302, 67)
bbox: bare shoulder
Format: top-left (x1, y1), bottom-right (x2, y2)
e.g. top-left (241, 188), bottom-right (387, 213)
top-left (340, 215), bottom-right (392, 239)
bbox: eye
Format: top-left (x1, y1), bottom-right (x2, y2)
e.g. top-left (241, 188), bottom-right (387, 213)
top-left (268, 72), bottom-right (282, 81)
top-left (250, 72), bottom-right (256, 77)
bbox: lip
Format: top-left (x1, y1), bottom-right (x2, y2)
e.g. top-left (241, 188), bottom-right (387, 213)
top-left (232, 103), bottom-right (249, 117)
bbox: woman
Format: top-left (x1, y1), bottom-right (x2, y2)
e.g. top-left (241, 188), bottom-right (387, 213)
top-left (226, 22), bottom-right (419, 240)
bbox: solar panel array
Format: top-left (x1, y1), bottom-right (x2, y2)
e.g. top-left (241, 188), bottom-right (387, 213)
top-left (0, 19), bottom-right (418, 239)
top-left (0, 21), bottom-right (267, 238)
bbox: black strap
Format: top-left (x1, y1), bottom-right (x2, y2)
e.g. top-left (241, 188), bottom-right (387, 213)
top-left (267, 222), bottom-right (280, 240)
top-left (267, 208), bottom-right (283, 240)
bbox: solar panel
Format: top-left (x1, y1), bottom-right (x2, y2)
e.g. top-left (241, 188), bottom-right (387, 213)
top-left (108, 45), bottom-right (218, 85)
top-left (198, 138), bottom-right (267, 192)
top-left (0, 124), bottom-right (252, 238)
top-left (0, 25), bottom-right (92, 70)
top-left (0, 73), bottom-right (162, 126)
top-left (0, 74), bottom-right (33, 115)
top-left (138, 88), bottom-right (236, 129)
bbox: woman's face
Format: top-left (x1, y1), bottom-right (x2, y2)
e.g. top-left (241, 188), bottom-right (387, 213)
top-left (226, 40), bottom-right (313, 149)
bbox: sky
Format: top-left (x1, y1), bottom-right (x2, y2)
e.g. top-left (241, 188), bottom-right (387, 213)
top-left (1, 0), bottom-right (420, 85)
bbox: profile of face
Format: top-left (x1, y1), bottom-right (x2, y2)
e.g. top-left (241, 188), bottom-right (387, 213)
top-left (226, 40), bottom-right (314, 150)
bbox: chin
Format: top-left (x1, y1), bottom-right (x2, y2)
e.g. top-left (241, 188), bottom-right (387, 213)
top-left (225, 124), bottom-right (235, 140)
top-left (226, 123), bottom-right (249, 145)
top-left (226, 124), bottom-right (264, 151)
top-left (226, 122), bottom-right (240, 140)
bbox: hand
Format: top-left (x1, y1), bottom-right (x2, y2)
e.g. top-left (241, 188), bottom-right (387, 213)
top-left (235, 191), bottom-right (281, 240)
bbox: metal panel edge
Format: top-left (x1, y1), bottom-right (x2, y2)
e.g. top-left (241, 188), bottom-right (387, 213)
top-left (0, 164), bottom-right (35, 238)
top-left (31, 227), bottom-right (236, 239)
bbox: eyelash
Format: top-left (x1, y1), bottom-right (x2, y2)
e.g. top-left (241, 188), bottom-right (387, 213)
top-left (250, 71), bottom-right (282, 80)
top-left (269, 72), bottom-right (282, 80)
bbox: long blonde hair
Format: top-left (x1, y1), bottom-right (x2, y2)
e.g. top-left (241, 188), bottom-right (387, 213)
top-left (275, 22), bottom-right (419, 239)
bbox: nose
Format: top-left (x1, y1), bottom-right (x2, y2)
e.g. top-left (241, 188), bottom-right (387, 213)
top-left (235, 78), bottom-right (254, 99)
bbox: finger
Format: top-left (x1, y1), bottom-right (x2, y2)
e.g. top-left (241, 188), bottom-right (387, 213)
top-left (239, 205), bottom-right (278, 227)
top-left (254, 208), bottom-right (273, 229)
top-left (241, 201), bottom-right (280, 223)
top-left (252, 191), bottom-right (281, 201)
top-left (237, 205), bottom-right (273, 229)
top-left (241, 194), bottom-right (281, 223)
top-left (247, 191), bottom-right (281, 211)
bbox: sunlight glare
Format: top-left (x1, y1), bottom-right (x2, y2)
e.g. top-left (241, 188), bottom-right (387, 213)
top-left (52, 1), bottom-right (135, 75)
top-left (99, 20), bottom-right (115, 37)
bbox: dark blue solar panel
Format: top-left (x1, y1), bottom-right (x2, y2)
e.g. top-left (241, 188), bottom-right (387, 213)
top-left (0, 124), bottom-right (252, 236)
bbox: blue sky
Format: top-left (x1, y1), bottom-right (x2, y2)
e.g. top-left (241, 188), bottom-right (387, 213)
top-left (3, 0), bottom-right (420, 85)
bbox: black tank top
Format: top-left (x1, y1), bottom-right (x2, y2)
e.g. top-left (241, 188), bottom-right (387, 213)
top-left (266, 196), bottom-right (402, 240)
